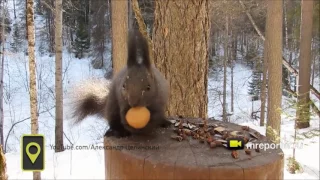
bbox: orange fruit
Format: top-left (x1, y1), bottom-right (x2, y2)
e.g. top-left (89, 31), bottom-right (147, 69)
top-left (125, 106), bottom-right (150, 129)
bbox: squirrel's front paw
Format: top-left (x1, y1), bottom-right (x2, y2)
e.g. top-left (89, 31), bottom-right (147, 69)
top-left (104, 128), bottom-right (131, 138)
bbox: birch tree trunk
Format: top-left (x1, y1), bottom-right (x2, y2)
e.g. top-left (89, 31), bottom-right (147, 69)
top-left (26, 0), bottom-right (41, 179)
top-left (265, 0), bottom-right (283, 144)
top-left (296, 0), bottom-right (314, 129)
top-left (54, 0), bottom-right (64, 152)
top-left (222, 15), bottom-right (228, 122)
top-left (153, 0), bottom-right (209, 119)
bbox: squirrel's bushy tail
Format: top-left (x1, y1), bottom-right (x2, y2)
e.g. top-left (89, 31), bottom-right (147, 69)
top-left (69, 78), bottom-right (111, 124)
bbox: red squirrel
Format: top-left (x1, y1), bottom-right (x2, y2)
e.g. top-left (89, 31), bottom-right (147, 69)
top-left (71, 30), bottom-right (171, 137)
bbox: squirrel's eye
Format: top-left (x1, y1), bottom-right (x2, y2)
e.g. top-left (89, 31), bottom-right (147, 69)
top-left (146, 85), bottom-right (151, 91)
top-left (122, 84), bottom-right (126, 89)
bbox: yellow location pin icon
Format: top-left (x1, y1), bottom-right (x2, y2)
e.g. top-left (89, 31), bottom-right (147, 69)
top-left (26, 142), bottom-right (41, 164)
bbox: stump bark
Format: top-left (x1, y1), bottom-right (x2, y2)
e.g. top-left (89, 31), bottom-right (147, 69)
top-left (104, 118), bottom-right (284, 180)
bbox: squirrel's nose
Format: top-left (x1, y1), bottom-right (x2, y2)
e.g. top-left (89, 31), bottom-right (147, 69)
top-left (129, 102), bottom-right (139, 107)
top-left (128, 97), bottom-right (139, 107)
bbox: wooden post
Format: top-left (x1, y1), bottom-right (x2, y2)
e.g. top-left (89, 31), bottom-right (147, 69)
top-left (104, 118), bottom-right (284, 179)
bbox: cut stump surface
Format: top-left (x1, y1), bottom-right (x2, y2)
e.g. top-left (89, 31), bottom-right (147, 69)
top-left (104, 118), bottom-right (284, 180)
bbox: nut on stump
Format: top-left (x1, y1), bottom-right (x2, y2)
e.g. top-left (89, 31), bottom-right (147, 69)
top-left (125, 106), bottom-right (150, 129)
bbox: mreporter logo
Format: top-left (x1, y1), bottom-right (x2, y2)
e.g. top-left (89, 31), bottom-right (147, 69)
top-left (226, 137), bottom-right (303, 151)
top-left (245, 141), bottom-right (303, 151)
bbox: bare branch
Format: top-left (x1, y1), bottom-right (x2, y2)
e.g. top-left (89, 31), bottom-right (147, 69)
top-left (4, 106), bottom-right (55, 153)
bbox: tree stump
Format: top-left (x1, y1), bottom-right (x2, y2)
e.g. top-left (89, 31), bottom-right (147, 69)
top-left (104, 118), bottom-right (284, 180)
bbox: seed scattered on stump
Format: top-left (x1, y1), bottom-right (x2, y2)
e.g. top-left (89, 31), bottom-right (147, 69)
top-left (254, 131), bottom-right (261, 138)
top-left (255, 147), bottom-right (260, 153)
top-left (191, 131), bottom-right (197, 136)
top-left (171, 135), bottom-right (183, 142)
top-left (245, 149), bottom-right (251, 155)
top-left (278, 152), bottom-right (284, 158)
top-left (231, 150), bottom-right (239, 159)
top-left (179, 133), bottom-right (187, 140)
top-left (169, 120), bottom-right (176, 124)
top-left (182, 123), bottom-right (189, 128)
top-left (242, 126), bottom-right (249, 131)
top-left (249, 132), bottom-right (259, 139)
top-left (205, 132), bottom-right (211, 138)
top-left (179, 122), bottom-right (183, 129)
top-left (188, 124), bottom-right (196, 129)
top-left (174, 122), bottom-right (180, 127)
top-left (210, 142), bottom-right (217, 148)
top-left (168, 118), bottom-right (263, 156)
top-left (197, 122), bottom-right (205, 127)
top-left (214, 127), bottom-right (225, 134)
top-left (222, 133), bottom-right (229, 140)
top-left (210, 129), bottom-right (216, 135)
top-left (183, 129), bottom-right (192, 136)
top-left (203, 120), bottom-right (208, 130)
top-left (199, 136), bottom-right (206, 143)
top-left (230, 131), bottom-right (239, 137)
top-left (243, 137), bottom-right (249, 143)
top-left (207, 137), bottom-right (214, 144)
top-left (193, 134), bottom-right (200, 139)
top-left (215, 140), bottom-right (223, 146)
top-left (173, 128), bottom-right (181, 134)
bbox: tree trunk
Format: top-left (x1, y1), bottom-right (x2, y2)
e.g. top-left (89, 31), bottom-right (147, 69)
top-left (26, 0), bottom-right (41, 179)
top-left (265, 0), bottom-right (283, 144)
top-left (111, 0), bottom-right (128, 74)
top-left (54, 0), bottom-right (64, 152)
top-left (153, 0), bottom-right (209, 119)
top-left (13, 0), bottom-right (17, 19)
top-left (311, 44), bottom-right (316, 86)
top-left (231, 30), bottom-right (237, 113)
top-left (240, 31), bottom-right (244, 56)
top-left (296, 0), bottom-right (314, 129)
top-left (260, 39), bottom-right (268, 127)
top-left (284, 0), bottom-right (289, 51)
top-left (222, 15), bottom-right (228, 122)
top-left (0, 0), bottom-right (6, 147)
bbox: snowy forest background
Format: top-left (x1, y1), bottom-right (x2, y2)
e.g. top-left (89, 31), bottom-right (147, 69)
top-left (0, 0), bottom-right (319, 179)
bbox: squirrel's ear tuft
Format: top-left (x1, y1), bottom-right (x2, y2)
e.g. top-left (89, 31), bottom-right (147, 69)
top-left (138, 31), bottom-right (151, 69)
top-left (127, 30), bottom-right (151, 68)
top-left (127, 30), bottom-right (137, 67)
